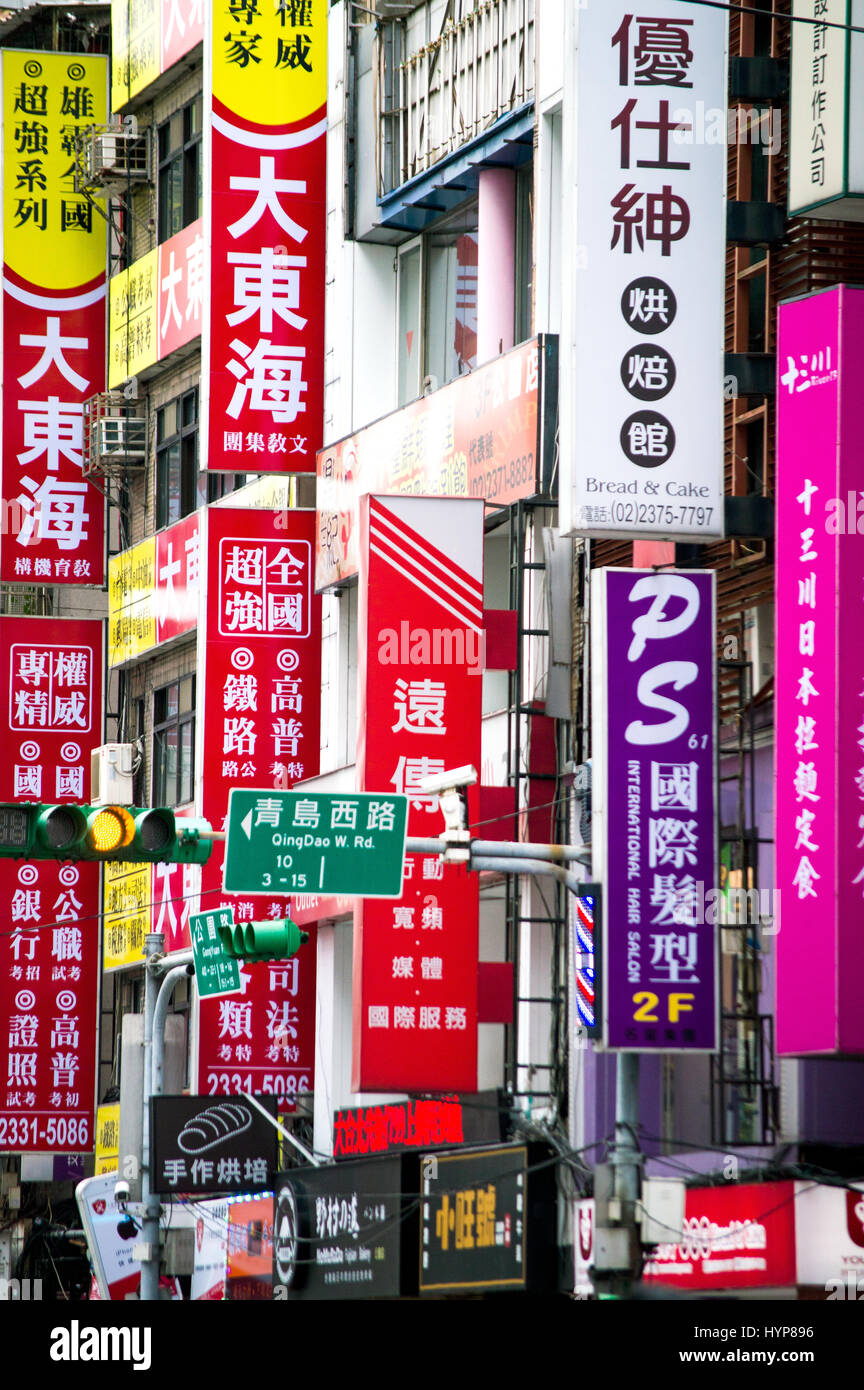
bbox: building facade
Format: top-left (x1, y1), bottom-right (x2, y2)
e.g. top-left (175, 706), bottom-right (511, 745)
top-left (1, 0), bottom-right (864, 1300)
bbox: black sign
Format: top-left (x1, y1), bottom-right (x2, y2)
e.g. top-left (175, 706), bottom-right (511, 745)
top-left (332, 1090), bottom-right (505, 1160)
top-left (150, 1095), bottom-right (277, 1195)
top-left (419, 1143), bottom-right (557, 1296)
top-left (273, 1156), bottom-right (412, 1300)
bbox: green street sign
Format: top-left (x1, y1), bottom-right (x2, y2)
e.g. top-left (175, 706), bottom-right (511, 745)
top-left (189, 907), bottom-right (242, 998)
top-left (223, 790), bottom-right (409, 898)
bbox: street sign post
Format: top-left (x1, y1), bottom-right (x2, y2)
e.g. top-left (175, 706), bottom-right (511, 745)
top-left (189, 907), bottom-right (242, 997)
top-left (223, 790), bottom-right (409, 897)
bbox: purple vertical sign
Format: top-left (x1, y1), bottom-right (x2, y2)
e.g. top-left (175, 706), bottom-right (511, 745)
top-left (592, 568), bottom-right (717, 1051)
top-left (775, 285), bottom-right (864, 1056)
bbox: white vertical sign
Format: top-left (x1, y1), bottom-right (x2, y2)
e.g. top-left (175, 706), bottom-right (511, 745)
top-left (567, 1), bottom-right (726, 541)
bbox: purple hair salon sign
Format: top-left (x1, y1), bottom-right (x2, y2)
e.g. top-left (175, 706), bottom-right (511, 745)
top-left (592, 569), bottom-right (718, 1051)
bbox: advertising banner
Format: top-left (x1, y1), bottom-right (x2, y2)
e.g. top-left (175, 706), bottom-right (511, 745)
top-left (150, 1094), bottom-right (277, 1194)
top-left (591, 569), bottom-right (717, 1051)
top-left (203, 0), bottom-right (326, 473)
top-left (0, 617), bottom-right (103, 1152)
top-left (111, 0), bottom-right (204, 111)
top-left (108, 510), bottom-right (200, 667)
top-left (419, 1144), bottom-right (557, 1296)
top-left (316, 336), bottom-right (551, 590)
top-left (566, 1), bottom-right (726, 541)
top-left (775, 285), bottom-right (864, 1055)
top-left (788, 0), bottom-right (864, 220)
top-left (273, 1157), bottom-right (407, 1299)
top-left (103, 860), bottom-right (150, 970)
top-left (353, 495), bottom-right (483, 1093)
top-left (1, 51), bottom-right (107, 586)
top-left (195, 506), bottom-right (321, 1104)
top-left (108, 220), bottom-right (204, 389)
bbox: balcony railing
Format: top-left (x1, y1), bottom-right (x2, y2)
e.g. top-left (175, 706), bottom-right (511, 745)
top-left (377, 0), bottom-right (535, 197)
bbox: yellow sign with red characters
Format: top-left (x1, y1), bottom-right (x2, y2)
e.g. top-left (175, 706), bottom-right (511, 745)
top-left (212, 0), bottom-right (327, 126)
top-left (2, 51), bottom-right (108, 290)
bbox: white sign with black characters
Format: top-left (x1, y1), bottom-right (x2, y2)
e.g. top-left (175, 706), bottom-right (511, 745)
top-left (566, 0), bottom-right (726, 541)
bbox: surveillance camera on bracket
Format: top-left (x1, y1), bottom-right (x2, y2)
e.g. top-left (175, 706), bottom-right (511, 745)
top-left (417, 765), bottom-right (478, 797)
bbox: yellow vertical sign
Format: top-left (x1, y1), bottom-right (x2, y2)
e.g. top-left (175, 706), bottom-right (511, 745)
top-left (107, 537), bottom-right (157, 666)
top-left (95, 1103), bottom-right (121, 1173)
top-left (2, 51), bottom-right (108, 290)
top-left (104, 860), bottom-right (151, 969)
top-left (213, 0), bottom-right (327, 127)
top-left (108, 248), bottom-right (159, 388)
top-left (111, 0), bottom-right (159, 110)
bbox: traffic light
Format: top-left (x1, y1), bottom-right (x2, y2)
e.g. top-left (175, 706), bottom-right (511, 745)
top-left (218, 917), bottom-right (308, 963)
top-left (0, 804), bottom-right (214, 864)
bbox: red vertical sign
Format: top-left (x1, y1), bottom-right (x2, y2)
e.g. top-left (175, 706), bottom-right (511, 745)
top-left (354, 496), bottom-right (484, 1093)
top-left (0, 618), bottom-right (102, 1153)
top-left (196, 507), bottom-right (321, 1104)
top-left (1, 281), bottom-right (106, 586)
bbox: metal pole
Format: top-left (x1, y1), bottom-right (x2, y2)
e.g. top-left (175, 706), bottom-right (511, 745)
top-left (244, 1092), bottom-right (320, 1166)
top-left (139, 932), bottom-right (164, 1302)
top-left (152, 964), bottom-right (194, 1099)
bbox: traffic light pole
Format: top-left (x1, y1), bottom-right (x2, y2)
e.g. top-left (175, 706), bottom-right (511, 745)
top-left (407, 828), bottom-right (642, 1299)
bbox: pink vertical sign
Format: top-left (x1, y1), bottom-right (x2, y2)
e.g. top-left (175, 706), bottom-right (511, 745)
top-left (775, 284), bottom-right (864, 1055)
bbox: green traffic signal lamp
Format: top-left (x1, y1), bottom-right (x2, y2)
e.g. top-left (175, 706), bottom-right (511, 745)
top-left (218, 918), bottom-right (308, 963)
top-left (0, 803), bottom-right (214, 864)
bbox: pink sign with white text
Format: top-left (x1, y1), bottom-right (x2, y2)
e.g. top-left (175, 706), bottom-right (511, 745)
top-left (775, 285), bottom-right (864, 1055)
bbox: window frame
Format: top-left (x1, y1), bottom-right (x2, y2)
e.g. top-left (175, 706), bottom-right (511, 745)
top-left (152, 674), bottom-right (196, 808)
top-left (156, 387), bottom-right (200, 531)
top-left (157, 97), bottom-right (202, 244)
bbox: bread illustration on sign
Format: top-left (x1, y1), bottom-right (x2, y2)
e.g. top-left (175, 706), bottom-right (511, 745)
top-left (176, 1103), bottom-right (254, 1154)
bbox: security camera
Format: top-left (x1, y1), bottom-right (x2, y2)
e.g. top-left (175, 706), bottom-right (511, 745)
top-left (418, 765), bottom-right (478, 796)
top-left (114, 1179), bottom-right (130, 1206)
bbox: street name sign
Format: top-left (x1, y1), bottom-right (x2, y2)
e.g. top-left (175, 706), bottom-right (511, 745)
top-left (190, 907), bottom-right (242, 997)
top-left (223, 790), bottom-right (409, 897)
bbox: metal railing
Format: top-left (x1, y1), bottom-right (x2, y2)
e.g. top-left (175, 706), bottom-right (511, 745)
top-left (377, 0), bottom-right (534, 195)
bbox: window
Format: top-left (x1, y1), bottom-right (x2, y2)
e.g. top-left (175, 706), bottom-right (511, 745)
top-left (153, 675), bottom-right (196, 807)
top-left (156, 388), bottom-right (200, 530)
top-left (158, 97), bottom-right (202, 243)
top-left (397, 198), bottom-right (479, 405)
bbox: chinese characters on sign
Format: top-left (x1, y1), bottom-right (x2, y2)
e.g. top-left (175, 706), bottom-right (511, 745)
top-left (788, 0), bottom-right (862, 218)
top-left (775, 286), bottom-right (864, 1055)
top-left (150, 1095), bottom-right (277, 1194)
top-left (567, 3), bottom-right (725, 541)
top-left (353, 496), bottom-right (483, 1093)
top-left (592, 569), bottom-right (717, 1051)
top-left (204, 0), bottom-right (326, 473)
top-left (196, 507), bottom-right (321, 1104)
top-left (0, 618), bottom-right (102, 1153)
top-left (108, 221), bottom-right (205, 389)
top-left (1, 52), bottom-right (108, 586)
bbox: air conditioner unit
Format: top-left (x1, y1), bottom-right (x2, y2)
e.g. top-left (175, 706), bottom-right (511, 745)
top-left (83, 128), bottom-right (149, 192)
top-left (97, 416), bottom-right (147, 463)
top-left (743, 602), bottom-right (774, 693)
top-left (91, 744), bottom-right (135, 806)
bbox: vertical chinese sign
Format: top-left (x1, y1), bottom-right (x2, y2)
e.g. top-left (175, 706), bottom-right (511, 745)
top-left (203, 0), bottom-right (327, 473)
top-left (567, 2), bottom-right (725, 541)
top-left (1, 51), bottom-right (107, 586)
top-left (354, 496), bottom-right (484, 1092)
top-left (196, 507), bottom-right (321, 1102)
top-left (775, 285), bottom-right (864, 1055)
top-left (592, 569), bottom-right (717, 1051)
top-left (0, 619), bottom-right (103, 1153)
top-left (788, 0), bottom-right (864, 221)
